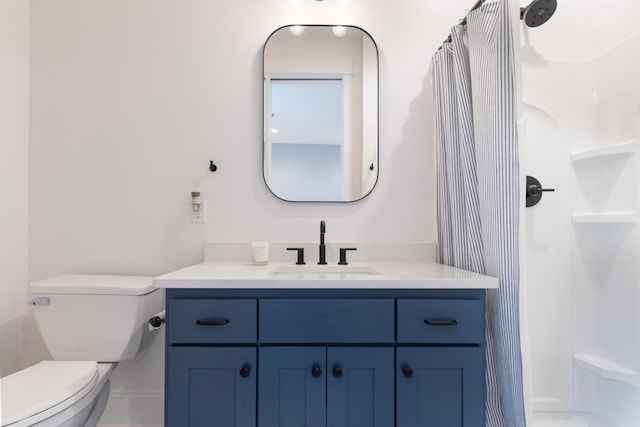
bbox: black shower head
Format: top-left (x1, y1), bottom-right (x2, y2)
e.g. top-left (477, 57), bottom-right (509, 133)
top-left (520, 0), bottom-right (557, 27)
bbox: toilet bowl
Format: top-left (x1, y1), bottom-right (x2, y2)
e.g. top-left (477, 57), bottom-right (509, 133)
top-left (2, 362), bottom-right (114, 427)
top-left (0, 275), bottom-right (163, 427)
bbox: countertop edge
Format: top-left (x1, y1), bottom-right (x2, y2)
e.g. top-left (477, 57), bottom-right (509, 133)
top-left (153, 262), bottom-right (499, 290)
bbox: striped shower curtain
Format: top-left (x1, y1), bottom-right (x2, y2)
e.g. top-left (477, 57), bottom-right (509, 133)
top-left (431, 0), bottom-right (525, 426)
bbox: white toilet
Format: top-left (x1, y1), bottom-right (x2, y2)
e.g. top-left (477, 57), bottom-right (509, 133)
top-left (1, 275), bottom-right (163, 427)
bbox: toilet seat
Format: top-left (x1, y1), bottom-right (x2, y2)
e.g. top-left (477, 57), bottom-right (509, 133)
top-left (1, 361), bottom-right (98, 426)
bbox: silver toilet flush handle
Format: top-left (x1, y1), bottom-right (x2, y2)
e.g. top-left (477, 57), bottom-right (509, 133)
top-left (29, 297), bottom-right (50, 306)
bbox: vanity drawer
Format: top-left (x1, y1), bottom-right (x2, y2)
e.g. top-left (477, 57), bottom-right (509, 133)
top-left (168, 299), bottom-right (257, 344)
top-left (259, 299), bottom-right (394, 343)
top-left (397, 299), bottom-right (484, 344)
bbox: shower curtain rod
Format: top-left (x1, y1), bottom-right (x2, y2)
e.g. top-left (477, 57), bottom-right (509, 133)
top-left (460, 0), bottom-right (485, 25)
top-left (441, 0), bottom-right (558, 45)
top-left (439, 0), bottom-right (485, 47)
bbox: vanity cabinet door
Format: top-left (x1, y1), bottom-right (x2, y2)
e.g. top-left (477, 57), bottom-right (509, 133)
top-left (166, 347), bottom-right (256, 427)
top-left (327, 347), bottom-right (394, 427)
top-left (396, 347), bottom-right (485, 427)
top-left (258, 347), bottom-right (326, 427)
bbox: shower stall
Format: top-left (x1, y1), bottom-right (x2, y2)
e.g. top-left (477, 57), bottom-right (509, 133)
top-left (523, 1), bottom-right (640, 425)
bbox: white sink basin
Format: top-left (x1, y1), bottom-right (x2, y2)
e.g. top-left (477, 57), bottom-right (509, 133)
top-left (269, 265), bottom-right (382, 276)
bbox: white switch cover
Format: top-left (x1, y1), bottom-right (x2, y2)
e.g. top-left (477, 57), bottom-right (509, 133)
top-left (192, 200), bottom-right (207, 224)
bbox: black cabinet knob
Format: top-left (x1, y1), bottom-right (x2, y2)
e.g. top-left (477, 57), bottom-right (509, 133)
top-left (240, 365), bottom-right (251, 378)
top-left (311, 365), bottom-right (322, 378)
top-left (402, 365), bottom-right (414, 379)
top-left (332, 366), bottom-right (343, 378)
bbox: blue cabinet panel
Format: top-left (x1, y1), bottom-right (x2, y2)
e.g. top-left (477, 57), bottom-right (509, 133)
top-left (327, 347), bottom-right (394, 427)
top-left (168, 299), bottom-right (256, 344)
top-left (259, 299), bottom-right (394, 343)
top-left (166, 346), bottom-right (256, 427)
top-left (259, 347), bottom-right (326, 427)
top-left (396, 347), bottom-right (485, 427)
top-left (397, 299), bottom-right (484, 344)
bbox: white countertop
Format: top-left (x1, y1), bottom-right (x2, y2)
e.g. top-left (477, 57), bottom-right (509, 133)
top-left (154, 262), bottom-right (498, 289)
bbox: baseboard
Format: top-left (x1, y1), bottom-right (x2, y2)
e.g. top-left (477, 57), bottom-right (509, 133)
top-left (97, 390), bottom-right (163, 427)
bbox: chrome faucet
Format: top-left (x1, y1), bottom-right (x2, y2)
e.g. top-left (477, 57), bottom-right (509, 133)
top-left (318, 220), bottom-right (327, 265)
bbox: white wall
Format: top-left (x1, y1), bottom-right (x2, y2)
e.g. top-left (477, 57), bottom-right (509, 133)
top-left (0, 0), bottom-right (29, 378)
top-left (28, 0), bottom-right (473, 424)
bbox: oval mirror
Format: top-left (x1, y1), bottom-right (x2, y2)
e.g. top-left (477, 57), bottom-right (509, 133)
top-left (263, 25), bottom-right (379, 202)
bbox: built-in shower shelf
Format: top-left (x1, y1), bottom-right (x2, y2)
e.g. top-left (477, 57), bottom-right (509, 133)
top-left (572, 211), bottom-right (637, 224)
top-left (574, 353), bottom-right (639, 387)
top-left (571, 140), bottom-right (637, 163)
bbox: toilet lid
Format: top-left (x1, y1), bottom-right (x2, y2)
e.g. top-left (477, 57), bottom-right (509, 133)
top-left (1, 361), bottom-right (98, 425)
top-left (30, 274), bottom-right (155, 295)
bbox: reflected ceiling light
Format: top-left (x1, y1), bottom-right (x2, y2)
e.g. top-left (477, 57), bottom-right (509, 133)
top-left (290, 25), bottom-right (305, 36)
top-left (270, 129), bottom-right (279, 134)
top-left (332, 26), bottom-right (347, 37)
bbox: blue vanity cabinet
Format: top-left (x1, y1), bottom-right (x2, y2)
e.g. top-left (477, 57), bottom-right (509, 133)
top-left (165, 289), bottom-right (486, 427)
top-left (396, 298), bottom-right (486, 427)
top-left (258, 299), bottom-right (395, 427)
top-left (166, 346), bottom-right (256, 427)
top-left (258, 346), bottom-right (394, 427)
top-left (165, 298), bottom-right (258, 427)
top-left (326, 347), bottom-right (395, 427)
top-left (258, 347), bottom-right (327, 427)
top-left (396, 347), bottom-right (485, 427)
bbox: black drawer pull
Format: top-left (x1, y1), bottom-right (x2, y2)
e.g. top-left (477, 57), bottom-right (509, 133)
top-left (332, 366), bottom-right (343, 378)
top-left (196, 319), bottom-right (230, 326)
top-left (240, 365), bottom-right (251, 378)
top-left (402, 365), bottom-right (414, 379)
top-left (311, 365), bottom-right (322, 378)
top-left (424, 319), bottom-right (458, 326)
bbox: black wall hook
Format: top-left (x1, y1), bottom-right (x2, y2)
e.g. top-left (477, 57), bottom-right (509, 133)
top-left (209, 161), bottom-right (217, 172)
top-left (526, 175), bottom-right (555, 207)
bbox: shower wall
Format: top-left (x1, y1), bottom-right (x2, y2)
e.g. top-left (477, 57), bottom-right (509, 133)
top-left (522, 48), bottom-right (575, 413)
top-left (570, 25), bottom-right (640, 427)
top-left (521, 3), bottom-right (589, 412)
top-left (524, 1), bottom-right (640, 424)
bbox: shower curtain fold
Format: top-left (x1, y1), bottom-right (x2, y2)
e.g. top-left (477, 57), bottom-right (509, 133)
top-left (431, 0), bottom-right (526, 426)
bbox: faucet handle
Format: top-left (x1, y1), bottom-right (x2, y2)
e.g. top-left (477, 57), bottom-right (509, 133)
top-left (338, 248), bottom-right (357, 265)
top-left (286, 247), bottom-right (306, 265)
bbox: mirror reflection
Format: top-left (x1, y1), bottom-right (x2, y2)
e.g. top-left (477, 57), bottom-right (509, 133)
top-left (263, 25), bottom-right (379, 202)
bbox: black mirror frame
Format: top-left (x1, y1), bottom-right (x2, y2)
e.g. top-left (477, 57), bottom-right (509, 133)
top-left (261, 24), bottom-right (380, 203)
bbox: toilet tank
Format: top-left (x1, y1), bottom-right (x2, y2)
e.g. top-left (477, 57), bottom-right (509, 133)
top-left (30, 275), bottom-right (163, 362)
